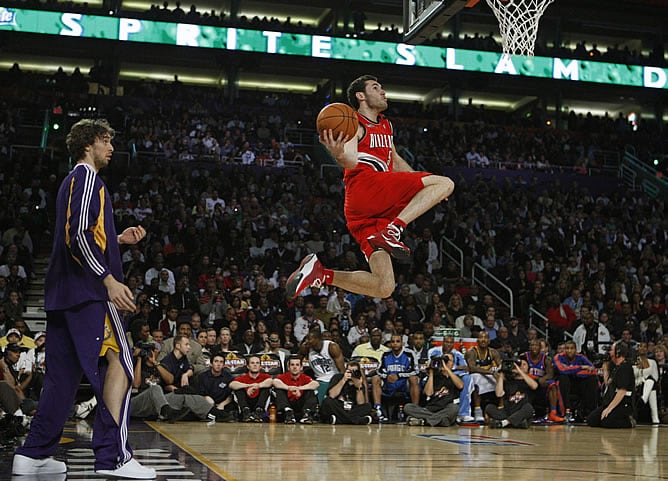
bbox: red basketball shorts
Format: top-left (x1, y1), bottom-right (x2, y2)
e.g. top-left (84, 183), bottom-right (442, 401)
top-left (344, 169), bottom-right (430, 259)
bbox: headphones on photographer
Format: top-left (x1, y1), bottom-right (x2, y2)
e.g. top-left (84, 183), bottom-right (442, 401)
top-left (611, 341), bottom-right (630, 360)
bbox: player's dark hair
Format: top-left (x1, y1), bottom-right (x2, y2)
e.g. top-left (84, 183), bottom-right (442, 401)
top-left (66, 118), bottom-right (115, 161)
top-left (347, 74), bottom-right (378, 109)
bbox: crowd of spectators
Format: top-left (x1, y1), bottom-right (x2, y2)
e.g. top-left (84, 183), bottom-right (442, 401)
top-left (0, 71), bottom-right (666, 429)
top-left (2, 0), bottom-right (665, 67)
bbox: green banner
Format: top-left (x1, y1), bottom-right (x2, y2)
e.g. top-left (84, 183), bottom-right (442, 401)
top-left (1, 7), bottom-right (666, 89)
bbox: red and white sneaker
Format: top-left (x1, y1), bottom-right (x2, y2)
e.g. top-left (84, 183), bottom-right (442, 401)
top-left (286, 254), bottom-right (326, 299)
top-left (367, 223), bottom-right (410, 260)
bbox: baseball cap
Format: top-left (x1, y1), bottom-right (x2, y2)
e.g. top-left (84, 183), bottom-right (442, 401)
top-left (6, 328), bottom-right (22, 339)
top-left (5, 343), bottom-right (22, 352)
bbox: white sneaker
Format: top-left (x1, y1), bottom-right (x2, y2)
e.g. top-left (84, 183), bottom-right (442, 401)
top-left (11, 474), bottom-right (66, 481)
top-left (74, 399), bottom-right (97, 419)
top-left (12, 454), bottom-right (67, 475)
top-left (95, 458), bottom-right (156, 479)
top-left (457, 415), bottom-right (475, 423)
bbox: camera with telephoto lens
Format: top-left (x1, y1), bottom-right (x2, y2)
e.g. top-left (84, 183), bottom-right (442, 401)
top-left (350, 369), bottom-right (362, 379)
top-left (137, 342), bottom-right (156, 357)
top-left (501, 358), bottom-right (520, 375)
top-left (590, 352), bottom-right (610, 368)
top-left (430, 355), bottom-right (449, 370)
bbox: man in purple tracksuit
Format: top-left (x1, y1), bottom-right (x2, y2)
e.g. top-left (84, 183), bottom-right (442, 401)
top-left (12, 119), bottom-right (154, 479)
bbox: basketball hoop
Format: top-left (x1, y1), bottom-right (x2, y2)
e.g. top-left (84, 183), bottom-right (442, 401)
top-left (485, 0), bottom-right (556, 57)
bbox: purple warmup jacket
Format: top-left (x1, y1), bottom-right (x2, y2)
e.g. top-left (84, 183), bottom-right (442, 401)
top-left (45, 163), bottom-right (122, 311)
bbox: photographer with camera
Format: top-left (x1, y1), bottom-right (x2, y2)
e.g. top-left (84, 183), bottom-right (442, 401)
top-left (486, 358), bottom-right (538, 428)
top-left (404, 354), bottom-right (463, 426)
top-left (320, 360), bottom-right (373, 425)
top-left (428, 335), bottom-right (474, 423)
top-left (587, 341), bottom-right (636, 428)
top-left (130, 337), bottom-right (215, 423)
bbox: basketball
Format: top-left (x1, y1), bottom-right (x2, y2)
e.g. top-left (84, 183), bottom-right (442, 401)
top-left (316, 103), bottom-right (359, 140)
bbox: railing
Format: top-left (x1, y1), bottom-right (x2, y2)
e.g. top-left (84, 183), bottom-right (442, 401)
top-left (124, 149), bottom-right (304, 167)
top-left (620, 148), bottom-right (668, 198)
top-left (465, 158), bottom-right (618, 176)
top-left (592, 149), bottom-right (621, 171)
top-left (528, 306), bottom-right (548, 341)
top-left (471, 262), bottom-right (514, 318)
top-left (619, 162), bottom-right (638, 191)
top-left (283, 127), bottom-right (317, 147)
top-left (439, 236), bottom-right (464, 279)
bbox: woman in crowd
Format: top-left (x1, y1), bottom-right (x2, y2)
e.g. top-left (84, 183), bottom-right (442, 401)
top-left (634, 341), bottom-right (660, 424)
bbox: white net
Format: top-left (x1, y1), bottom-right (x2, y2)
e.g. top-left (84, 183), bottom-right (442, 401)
top-left (485, 0), bottom-right (556, 57)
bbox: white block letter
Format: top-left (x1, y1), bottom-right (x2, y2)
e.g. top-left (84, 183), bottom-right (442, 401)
top-left (119, 18), bottom-right (142, 41)
top-left (446, 48), bottom-right (464, 70)
top-left (495, 54), bottom-right (518, 75)
top-left (60, 13), bottom-right (83, 37)
top-left (553, 58), bottom-right (579, 80)
top-left (312, 36), bottom-right (332, 58)
top-left (263, 31), bottom-right (282, 54)
top-left (644, 67), bottom-right (667, 89)
top-left (176, 23), bottom-right (200, 46)
top-left (396, 44), bottom-right (416, 65)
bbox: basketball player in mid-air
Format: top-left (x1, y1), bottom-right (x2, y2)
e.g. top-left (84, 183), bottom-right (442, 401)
top-left (286, 74), bottom-right (454, 300)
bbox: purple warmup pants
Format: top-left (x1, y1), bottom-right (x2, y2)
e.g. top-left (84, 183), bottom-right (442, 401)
top-left (16, 301), bottom-right (134, 471)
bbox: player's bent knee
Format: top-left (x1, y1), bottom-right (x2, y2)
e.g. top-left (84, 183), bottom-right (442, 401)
top-left (440, 176), bottom-right (455, 198)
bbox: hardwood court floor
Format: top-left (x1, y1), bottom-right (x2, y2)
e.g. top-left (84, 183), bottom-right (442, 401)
top-left (150, 421), bottom-right (668, 481)
top-left (1, 420), bottom-right (666, 480)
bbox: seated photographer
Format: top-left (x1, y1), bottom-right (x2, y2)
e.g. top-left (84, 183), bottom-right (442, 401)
top-left (485, 358), bottom-right (538, 429)
top-left (0, 362), bottom-right (28, 439)
top-left (465, 332), bottom-right (502, 423)
top-left (273, 355), bottom-right (319, 424)
top-left (320, 360), bottom-right (373, 425)
top-left (372, 334), bottom-right (420, 422)
top-left (553, 340), bottom-right (599, 422)
top-left (587, 341), bottom-right (636, 428)
top-left (404, 354), bottom-right (463, 426)
top-left (633, 341), bottom-right (660, 424)
top-left (131, 341), bottom-right (212, 422)
top-left (2, 344), bottom-right (37, 415)
top-left (428, 335), bottom-right (473, 423)
top-left (522, 339), bottom-right (564, 423)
